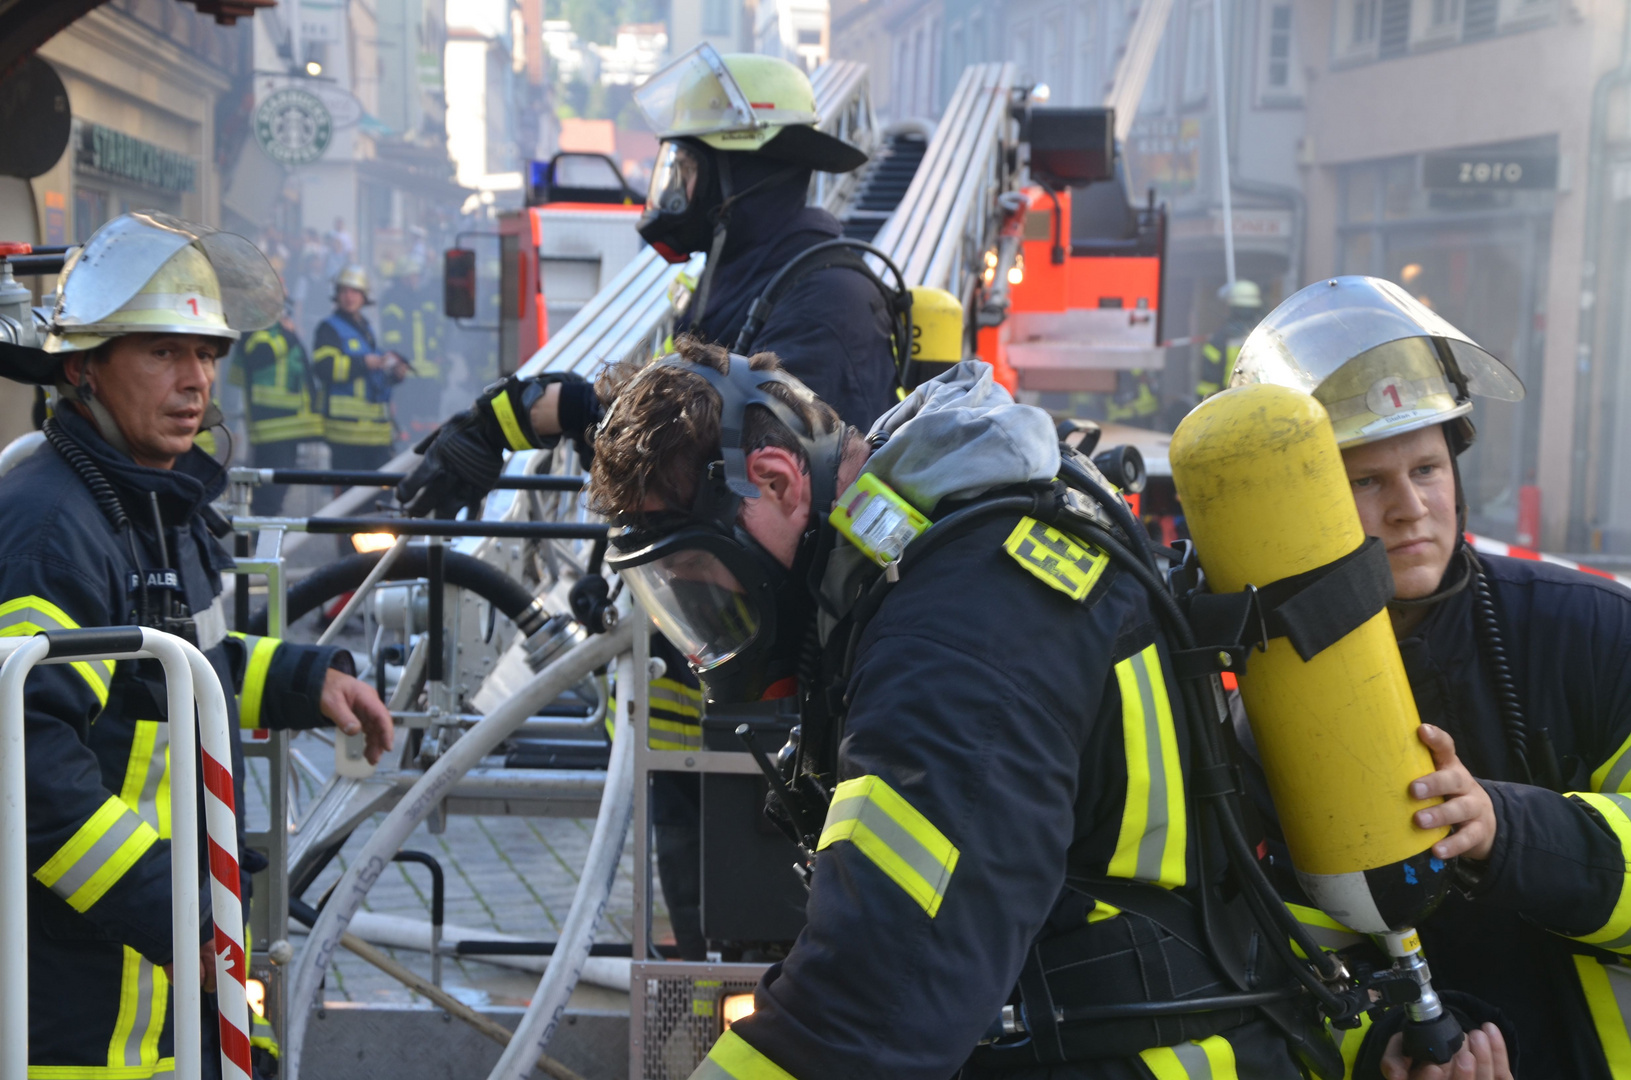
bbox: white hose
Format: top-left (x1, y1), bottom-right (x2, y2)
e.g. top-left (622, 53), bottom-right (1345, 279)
top-left (281, 620), bottom-right (633, 1080)
top-left (488, 651), bottom-right (637, 1080)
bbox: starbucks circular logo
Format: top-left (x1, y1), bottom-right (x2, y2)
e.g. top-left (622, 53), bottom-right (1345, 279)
top-left (254, 88), bottom-right (333, 166)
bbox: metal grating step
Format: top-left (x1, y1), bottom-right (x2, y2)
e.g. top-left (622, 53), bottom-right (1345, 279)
top-left (841, 135), bottom-right (929, 242)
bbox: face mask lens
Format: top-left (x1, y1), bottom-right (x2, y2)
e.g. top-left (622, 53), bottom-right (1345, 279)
top-left (620, 547), bottom-right (760, 670)
top-left (646, 143), bottom-right (698, 217)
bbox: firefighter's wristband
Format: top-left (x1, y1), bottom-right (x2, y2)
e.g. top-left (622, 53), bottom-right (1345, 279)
top-left (482, 378), bottom-right (545, 452)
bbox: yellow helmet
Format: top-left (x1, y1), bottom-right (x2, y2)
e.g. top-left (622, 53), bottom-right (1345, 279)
top-left (334, 264), bottom-right (372, 301)
top-left (45, 212), bottom-right (280, 354)
top-left (1229, 276), bottom-right (1523, 449)
top-left (634, 44), bottom-right (866, 172)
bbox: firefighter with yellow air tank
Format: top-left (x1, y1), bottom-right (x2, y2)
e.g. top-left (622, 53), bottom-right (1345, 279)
top-left (1197, 275), bottom-right (1631, 1079)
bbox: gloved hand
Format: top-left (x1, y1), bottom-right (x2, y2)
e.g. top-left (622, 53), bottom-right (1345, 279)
top-left (395, 376), bottom-right (545, 518)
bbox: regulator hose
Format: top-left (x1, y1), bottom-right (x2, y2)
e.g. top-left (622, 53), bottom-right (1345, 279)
top-left (1468, 553), bottom-right (1534, 784)
top-left (249, 548), bottom-right (548, 637)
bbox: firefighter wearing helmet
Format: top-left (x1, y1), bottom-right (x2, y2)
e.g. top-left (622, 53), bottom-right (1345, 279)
top-left (0, 212), bottom-right (393, 1077)
top-left (312, 264), bottom-right (411, 471)
top-left (1228, 275), bottom-right (1631, 1076)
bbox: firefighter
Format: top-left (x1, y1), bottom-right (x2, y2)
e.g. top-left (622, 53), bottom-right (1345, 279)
top-left (630, 43), bottom-right (898, 430)
top-left (578, 337), bottom-right (1347, 1079)
top-left (230, 299), bottom-right (323, 515)
top-left (1197, 279), bottom-right (1262, 401)
top-left (379, 257), bottom-right (443, 380)
top-left (312, 265), bottom-right (410, 471)
top-left (1231, 276), bottom-right (1626, 1078)
top-left (0, 213), bottom-right (395, 1077)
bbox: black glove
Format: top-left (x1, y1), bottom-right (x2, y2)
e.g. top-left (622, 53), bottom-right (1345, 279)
top-left (396, 376), bottom-right (544, 518)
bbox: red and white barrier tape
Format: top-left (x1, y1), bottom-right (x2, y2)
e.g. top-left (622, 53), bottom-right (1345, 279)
top-left (200, 723), bottom-right (252, 1080)
top-left (1466, 532), bottom-right (1631, 589)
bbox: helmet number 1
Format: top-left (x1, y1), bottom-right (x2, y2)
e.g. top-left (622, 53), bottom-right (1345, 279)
top-left (1367, 376), bottom-right (1418, 416)
top-left (186, 298), bottom-right (199, 316)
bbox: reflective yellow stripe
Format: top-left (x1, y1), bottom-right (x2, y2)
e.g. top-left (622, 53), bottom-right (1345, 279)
top-left (1287, 902), bottom-right (1365, 958)
top-left (1002, 516), bottom-right (1110, 601)
top-left (688, 1030), bottom-right (797, 1080)
top-left (817, 774), bottom-right (960, 917)
top-left (314, 344), bottom-right (350, 383)
top-left (250, 412), bottom-right (325, 442)
top-left (1107, 644), bottom-right (1186, 888)
top-left (33, 796), bottom-right (159, 912)
top-left (232, 633), bottom-right (280, 729)
top-left (1087, 899), bottom-right (1121, 923)
top-left (0, 595), bottom-right (114, 706)
top-left (107, 946), bottom-right (167, 1069)
top-left (1596, 733), bottom-right (1631, 795)
top-left (326, 389), bottom-right (389, 421)
top-left (1139, 1034), bottom-right (1239, 1079)
top-left (29, 1062), bottom-right (175, 1078)
top-left (1575, 955), bottom-right (1631, 1078)
top-left (649, 677), bottom-right (703, 749)
top-left (648, 717), bottom-right (703, 751)
top-left (1335, 1011), bottom-right (1372, 1077)
top-left (1567, 793), bottom-right (1631, 951)
top-left (324, 417), bottom-right (394, 445)
top-left (118, 721), bottom-right (171, 839)
top-left (489, 390), bottom-right (533, 452)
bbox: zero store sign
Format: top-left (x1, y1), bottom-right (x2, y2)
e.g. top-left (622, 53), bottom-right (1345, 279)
top-left (1422, 151), bottom-right (1557, 191)
top-left (254, 89), bottom-right (334, 166)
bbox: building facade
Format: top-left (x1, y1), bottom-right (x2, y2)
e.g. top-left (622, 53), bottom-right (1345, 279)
top-left (1296, 0), bottom-right (1617, 550)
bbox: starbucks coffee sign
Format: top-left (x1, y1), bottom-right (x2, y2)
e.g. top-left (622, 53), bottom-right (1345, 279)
top-left (254, 88), bottom-right (333, 166)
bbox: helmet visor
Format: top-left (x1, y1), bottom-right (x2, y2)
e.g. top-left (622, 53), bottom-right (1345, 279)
top-left (645, 141), bottom-right (703, 218)
top-left (634, 43), bottom-right (760, 139)
top-left (618, 546), bottom-right (762, 670)
top-left (55, 211), bottom-right (282, 335)
top-left (1230, 276), bottom-right (1524, 405)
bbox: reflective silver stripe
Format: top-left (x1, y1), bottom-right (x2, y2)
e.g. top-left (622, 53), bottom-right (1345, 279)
top-left (1602, 743), bottom-right (1631, 795)
top-left (1130, 653), bottom-right (1170, 881)
top-left (135, 724), bottom-right (169, 835)
top-left (821, 792), bottom-right (953, 905)
top-left (1171, 1041), bottom-right (1216, 1079)
top-left (689, 1062), bottom-right (733, 1080)
top-left (194, 596), bottom-right (227, 651)
top-left (1300, 923), bottom-right (1364, 953)
top-left (1607, 963), bottom-right (1631, 1021)
top-left (48, 811), bottom-right (147, 902)
top-left (117, 954), bottom-right (159, 1067)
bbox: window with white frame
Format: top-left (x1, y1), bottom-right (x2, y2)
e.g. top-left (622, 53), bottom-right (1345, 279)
top-left (1430, 0), bottom-right (1462, 28)
top-left (1258, 2), bottom-right (1302, 98)
top-left (1182, 2), bottom-right (1210, 104)
top-left (1350, 0), bottom-right (1379, 47)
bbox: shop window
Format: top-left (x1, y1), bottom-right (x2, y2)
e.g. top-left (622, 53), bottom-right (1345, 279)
top-left (1182, 2), bottom-right (1210, 105)
top-left (74, 188), bottom-right (109, 243)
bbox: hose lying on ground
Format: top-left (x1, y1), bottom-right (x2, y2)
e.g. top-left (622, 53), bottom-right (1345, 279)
top-left (281, 620), bottom-right (634, 1080)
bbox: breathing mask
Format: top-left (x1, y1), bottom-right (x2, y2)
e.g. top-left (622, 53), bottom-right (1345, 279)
top-left (605, 353), bottom-right (842, 704)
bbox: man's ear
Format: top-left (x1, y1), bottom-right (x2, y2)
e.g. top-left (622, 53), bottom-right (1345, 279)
top-left (62, 353), bottom-right (85, 389)
top-left (743, 447), bottom-right (808, 511)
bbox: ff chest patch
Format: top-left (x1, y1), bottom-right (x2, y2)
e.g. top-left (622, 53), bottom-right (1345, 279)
top-left (1003, 516), bottom-right (1111, 601)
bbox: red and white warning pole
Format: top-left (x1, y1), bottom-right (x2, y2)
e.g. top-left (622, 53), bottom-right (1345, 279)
top-left (1466, 533), bottom-right (1631, 590)
top-left (0, 628), bottom-right (249, 1080)
top-left (187, 641), bottom-right (253, 1080)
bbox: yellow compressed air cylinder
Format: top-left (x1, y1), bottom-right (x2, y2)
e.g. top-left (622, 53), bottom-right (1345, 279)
top-left (1170, 383), bottom-right (1450, 933)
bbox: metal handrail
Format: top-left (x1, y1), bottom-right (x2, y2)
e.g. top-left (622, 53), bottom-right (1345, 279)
top-left (0, 628), bottom-right (247, 1080)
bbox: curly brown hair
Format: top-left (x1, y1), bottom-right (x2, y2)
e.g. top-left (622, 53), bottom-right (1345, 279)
top-left (589, 335), bottom-right (847, 519)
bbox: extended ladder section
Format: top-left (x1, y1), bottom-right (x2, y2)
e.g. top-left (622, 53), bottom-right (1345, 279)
top-left (527, 61), bottom-right (879, 381)
top-left (842, 130), bottom-right (931, 243)
top-left (869, 62), bottom-right (1019, 294)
